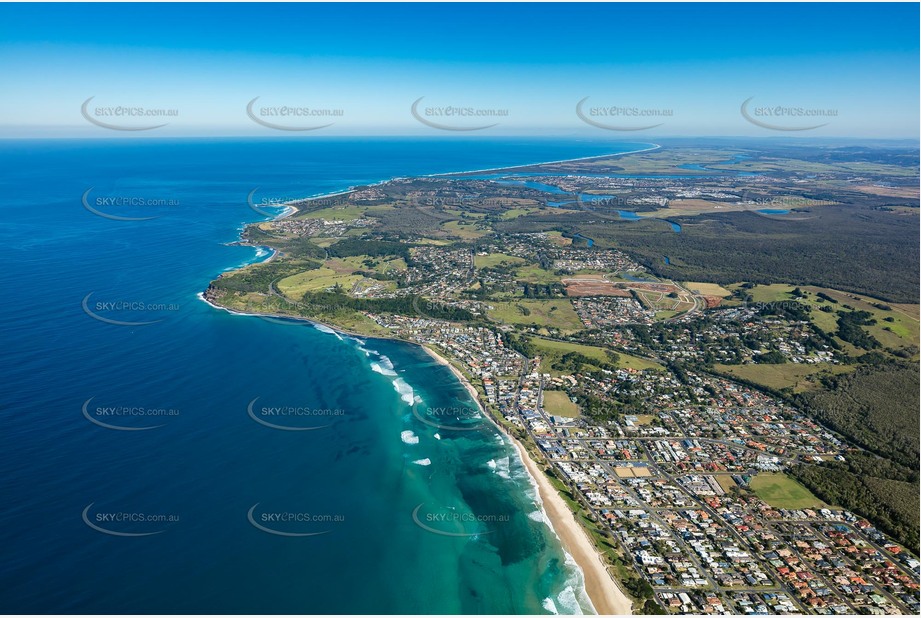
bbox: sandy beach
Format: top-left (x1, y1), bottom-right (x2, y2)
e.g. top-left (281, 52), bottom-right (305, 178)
top-left (199, 295), bottom-right (635, 615)
top-left (206, 217), bottom-right (636, 616)
top-left (511, 438), bottom-right (633, 616)
top-left (425, 143), bottom-right (661, 178)
top-left (421, 346), bottom-right (633, 616)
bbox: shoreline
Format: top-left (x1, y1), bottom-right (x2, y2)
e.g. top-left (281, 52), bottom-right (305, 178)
top-left (199, 285), bottom-right (636, 615)
top-left (204, 144), bottom-right (654, 614)
top-left (424, 143), bottom-right (660, 178)
top-left (283, 142), bottom-right (661, 207)
top-left (196, 292), bottom-right (382, 341)
top-left (420, 345), bottom-right (633, 616)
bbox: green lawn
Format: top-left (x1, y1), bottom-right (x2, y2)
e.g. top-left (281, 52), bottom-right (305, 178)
top-left (513, 264), bottom-right (561, 284)
top-left (617, 353), bottom-right (663, 371)
top-left (542, 390), bottom-right (580, 417)
top-left (442, 220), bottom-right (488, 239)
top-left (339, 255), bottom-right (407, 274)
top-left (750, 473), bottom-right (829, 509)
top-left (488, 300), bottom-right (582, 332)
top-left (276, 267), bottom-right (395, 298)
top-left (715, 475), bottom-right (738, 493)
top-left (715, 362), bottom-right (854, 393)
top-left (474, 253), bottom-right (527, 268)
top-left (527, 337), bottom-right (662, 374)
top-left (499, 208), bottom-right (535, 220)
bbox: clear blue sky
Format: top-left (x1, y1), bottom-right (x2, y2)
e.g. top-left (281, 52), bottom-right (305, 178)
top-left (0, 3), bottom-right (917, 137)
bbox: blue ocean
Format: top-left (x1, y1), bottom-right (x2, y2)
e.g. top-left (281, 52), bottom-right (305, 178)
top-left (0, 138), bottom-right (642, 614)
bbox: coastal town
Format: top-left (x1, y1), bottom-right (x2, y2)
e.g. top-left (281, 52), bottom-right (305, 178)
top-left (9, 4), bottom-right (920, 617)
top-left (363, 311), bottom-right (919, 615)
top-left (204, 143), bottom-right (921, 615)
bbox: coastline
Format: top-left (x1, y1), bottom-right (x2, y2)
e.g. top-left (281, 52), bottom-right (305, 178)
top-left (281, 143), bottom-right (662, 207)
top-left (204, 145), bottom-right (654, 614)
top-left (420, 346), bottom-right (633, 616)
top-left (196, 292), bottom-right (379, 340)
top-left (200, 282), bottom-right (637, 615)
top-left (425, 143), bottom-right (661, 178)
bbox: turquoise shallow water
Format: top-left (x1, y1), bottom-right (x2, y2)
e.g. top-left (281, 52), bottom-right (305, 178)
top-left (0, 138), bottom-right (642, 613)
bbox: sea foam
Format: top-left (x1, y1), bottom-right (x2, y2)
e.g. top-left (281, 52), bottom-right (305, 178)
top-left (555, 585), bottom-right (585, 616)
top-left (313, 323), bottom-right (344, 341)
top-left (369, 355), bottom-right (398, 377)
top-left (486, 456), bottom-right (511, 479)
top-left (392, 378), bottom-right (415, 405)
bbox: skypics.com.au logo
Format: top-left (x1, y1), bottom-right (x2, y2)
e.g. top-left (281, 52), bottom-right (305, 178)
top-left (81, 97), bottom-right (178, 131)
top-left (82, 188), bottom-right (179, 221)
top-left (246, 97), bottom-right (343, 131)
top-left (740, 97), bottom-right (837, 132)
top-left (576, 97), bottom-right (672, 131)
top-left (411, 97), bottom-right (508, 131)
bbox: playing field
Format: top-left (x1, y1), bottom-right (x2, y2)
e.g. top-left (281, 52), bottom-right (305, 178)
top-left (750, 473), bottom-right (828, 509)
top-left (541, 390), bottom-right (580, 417)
